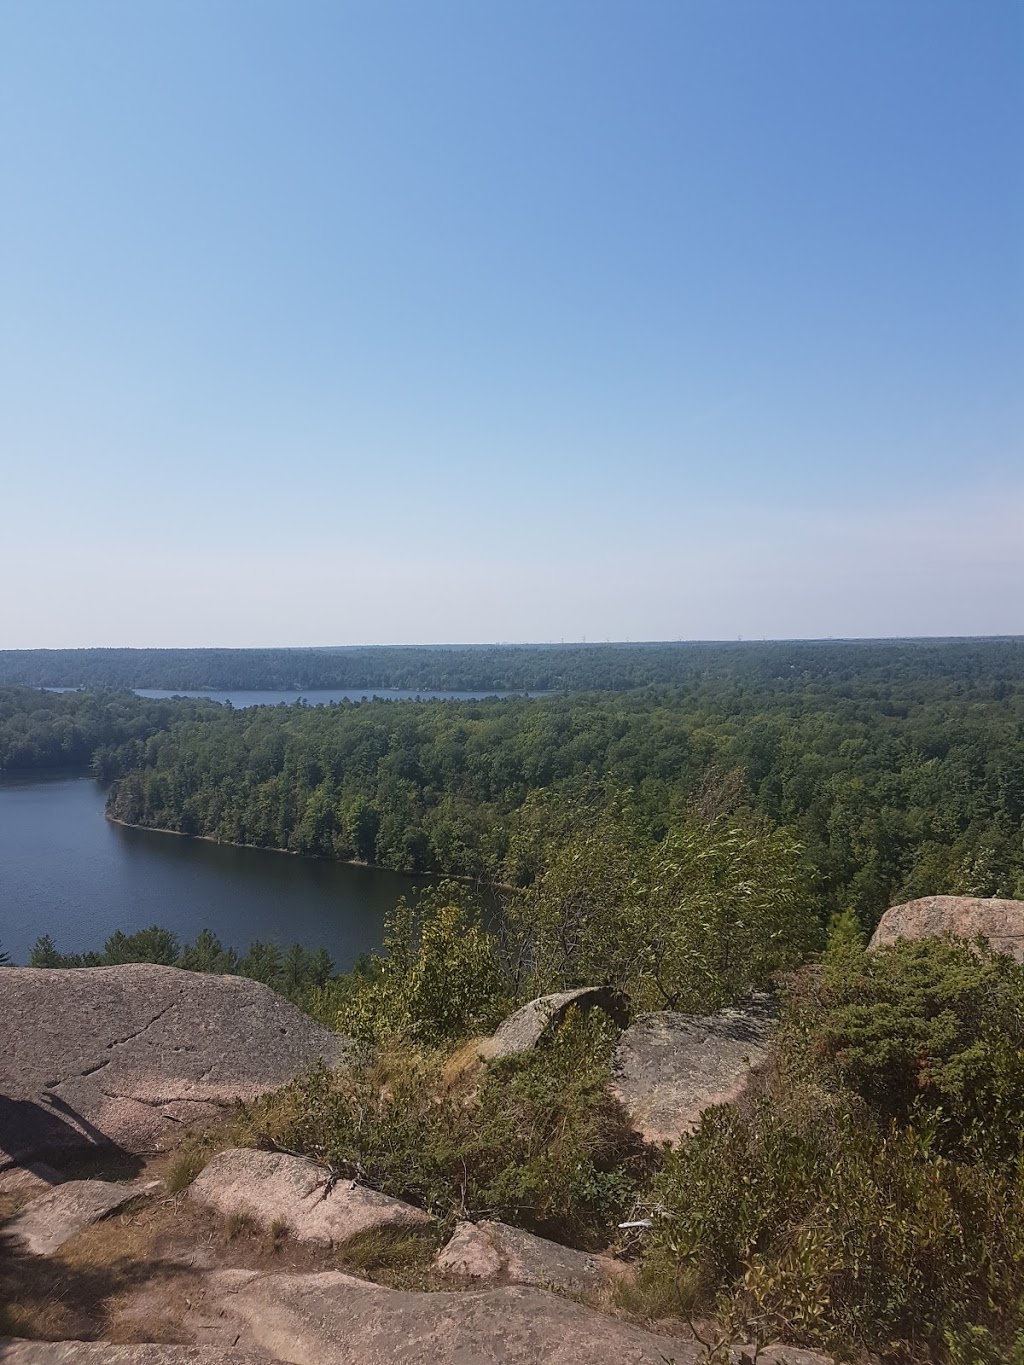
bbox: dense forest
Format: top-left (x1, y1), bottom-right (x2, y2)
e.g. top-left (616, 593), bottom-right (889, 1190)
top-left (3, 634), bottom-right (1024, 928)
top-left (1, 637), bottom-right (1022, 694)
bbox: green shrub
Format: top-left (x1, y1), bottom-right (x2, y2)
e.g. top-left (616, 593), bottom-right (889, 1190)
top-left (641, 1094), bottom-right (1024, 1359)
top-left (806, 932), bottom-right (1024, 1168)
top-left (510, 798), bottom-right (818, 1011)
top-left (336, 884), bottom-right (512, 1046)
top-left (637, 936), bottom-right (1024, 1361)
top-left (247, 1007), bottom-right (646, 1246)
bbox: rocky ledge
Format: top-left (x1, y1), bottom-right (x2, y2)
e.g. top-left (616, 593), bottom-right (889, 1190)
top-left (0, 965), bottom-right (350, 1165)
top-left (870, 895), bottom-right (1024, 961)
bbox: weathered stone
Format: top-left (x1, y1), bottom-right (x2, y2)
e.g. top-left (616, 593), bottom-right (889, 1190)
top-left (5, 1177), bottom-right (159, 1255)
top-left (188, 1148), bottom-right (433, 1246)
top-left (0, 1328), bottom-right (832, 1365)
top-left (435, 1219), bottom-right (619, 1293)
top-left (0, 1346), bottom-right (267, 1364)
top-left (0, 1162), bottom-right (64, 1201)
top-left (478, 988), bottom-right (630, 1062)
top-left (0, 965), bottom-right (351, 1164)
top-left (185, 1267), bottom-right (769, 1364)
top-left (870, 896), bottom-right (1024, 961)
top-left (612, 998), bottom-right (775, 1145)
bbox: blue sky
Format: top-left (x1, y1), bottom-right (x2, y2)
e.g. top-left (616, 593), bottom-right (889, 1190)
top-left (1, 0), bottom-right (1020, 646)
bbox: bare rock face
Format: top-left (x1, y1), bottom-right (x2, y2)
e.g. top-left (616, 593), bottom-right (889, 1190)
top-left (478, 988), bottom-right (630, 1062)
top-left (869, 896), bottom-right (1024, 961)
top-left (182, 1268), bottom-right (835, 1364)
top-left (188, 1148), bottom-right (433, 1246)
top-left (0, 1340), bottom-right (832, 1365)
top-left (0, 1347), bottom-right (268, 1364)
top-left (187, 1267), bottom-right (698, 1363)
top-left (612, 998), bottom-right (775, 1145)
top-left (0, 965), bottom-right (350, 1165)
top-left (5, 1177), bottom-right (159, 1255)
top-left (435, 1219), bottom-right (620, 1293)
top-left (0, 1162), bottom-right (64, 1204)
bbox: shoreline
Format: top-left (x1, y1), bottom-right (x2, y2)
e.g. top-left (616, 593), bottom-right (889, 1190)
top-left (104, 812), bottom-right (510, 891)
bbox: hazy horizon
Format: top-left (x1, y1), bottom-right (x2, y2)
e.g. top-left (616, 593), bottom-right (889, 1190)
top-left (3, 1), bottom-right (1020, 648)
top-left (5, 635), bottom-right (1024, 653)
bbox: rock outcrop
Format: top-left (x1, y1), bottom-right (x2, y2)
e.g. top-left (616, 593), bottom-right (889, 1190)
top-left (869, 896), bottom-right (1024, 961)
top-left (612, 998), bottom-right (775, 1145)
top-left (6, 1177), bottom-right (158, 1255)
top-left (0, 1162), bottom-right (63, 1208)
top-left (477, 988), bottom-right (630, 1062)
top-left (183, 1267), bottom-right (835, 1364)
top-left (0, 1347), bottom-right (267, 1364)
top-left (188, 1148), bottom-right (433, 1246)
top-left (0, 965), bottom-right (350, 1165)
top-left (434, 1219), bottom-right (619, 1293)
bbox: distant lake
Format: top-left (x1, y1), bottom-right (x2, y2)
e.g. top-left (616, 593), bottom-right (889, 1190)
top-left (0, 773), bottom-right (418, 968)
top-left (50, 687), bottom-right (534, 708)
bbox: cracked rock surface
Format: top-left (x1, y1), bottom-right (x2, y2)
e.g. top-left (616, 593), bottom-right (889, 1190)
top-left (611, 998), bottom-right (775, 1145)
top-left (182, 1268), bottom-right (836, 1364)
top-left (0, 965), bottom-right (350, 1164)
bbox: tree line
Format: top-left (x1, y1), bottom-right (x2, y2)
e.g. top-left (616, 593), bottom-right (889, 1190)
top-left (0, 637), bottom-right (1021, 694)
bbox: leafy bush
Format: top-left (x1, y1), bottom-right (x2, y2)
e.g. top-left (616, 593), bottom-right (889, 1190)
top-left (336, 883), bottom-right (512, 1046)
top-left (509, 793), bottom-right (818, 1011)
top-left (636, 935), bottom-right (1024, 1361)
top-left (805, 930), bottom-right (1024, 1168)
top-left (247, 1007), bottom-right (646, 1246)
top-left (641, 1095), bottom-right (1024, 1360)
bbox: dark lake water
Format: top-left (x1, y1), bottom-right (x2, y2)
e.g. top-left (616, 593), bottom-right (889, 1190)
top-left (0, 773), bottom-right (415, 968)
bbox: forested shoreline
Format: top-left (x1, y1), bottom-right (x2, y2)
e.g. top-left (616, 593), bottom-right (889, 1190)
top-left (1, 637), bottom-right (1022, 693)
top-left (3, 635), bottom-right (1024, 929)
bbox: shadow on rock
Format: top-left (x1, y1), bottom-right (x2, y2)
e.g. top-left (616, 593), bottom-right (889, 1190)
top-left (0, 1096), bottom-right (143, 1179)
top-left (0, 1228), bottom-right (197, 1342)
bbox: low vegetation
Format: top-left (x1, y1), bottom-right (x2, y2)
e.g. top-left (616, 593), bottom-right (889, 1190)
top-left (636, 930), bottom-right (1024, 1363)
top-left (245, 1007), bottom-right (646, 1248)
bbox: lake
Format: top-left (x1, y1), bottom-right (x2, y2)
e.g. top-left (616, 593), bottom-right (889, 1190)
top-left (0, 773), bottom-right (416, 968)
top-left (51, 687), bottom-right (535, 708)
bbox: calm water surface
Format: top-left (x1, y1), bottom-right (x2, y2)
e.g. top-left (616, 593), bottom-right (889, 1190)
top-left (0, 773), bottom-right (413, 967)
top-left (50, 688), bottom-right (534, 707)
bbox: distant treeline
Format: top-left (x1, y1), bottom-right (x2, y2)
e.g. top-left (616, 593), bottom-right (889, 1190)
top-left (3, 632), bottom-right (1023, 928)
top-left (1, 638), bottom-right (1023, 694)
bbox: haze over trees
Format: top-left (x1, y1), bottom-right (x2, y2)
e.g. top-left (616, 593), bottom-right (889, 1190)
top-left (1, 637), bottom-right (1022, 694)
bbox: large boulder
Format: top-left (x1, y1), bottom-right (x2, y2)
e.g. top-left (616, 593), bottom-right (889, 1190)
top-left (188, 1148), bottom-right (433, 1246)
top-left (0, 965), bottom-right (350, 1165)
top-left (183, 1267), bottom-right (835, 1364)
top-left (5, 1177), bottom-right (158, 1255)
top-left (477, 988), bottom-right (630, 1062)
top-left (612, 998), bottom-right (775, 1145)
top-left (434, 1219), bottom-right (620, 1293)
top-left (870, 896), bottom-right (1024, 961)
